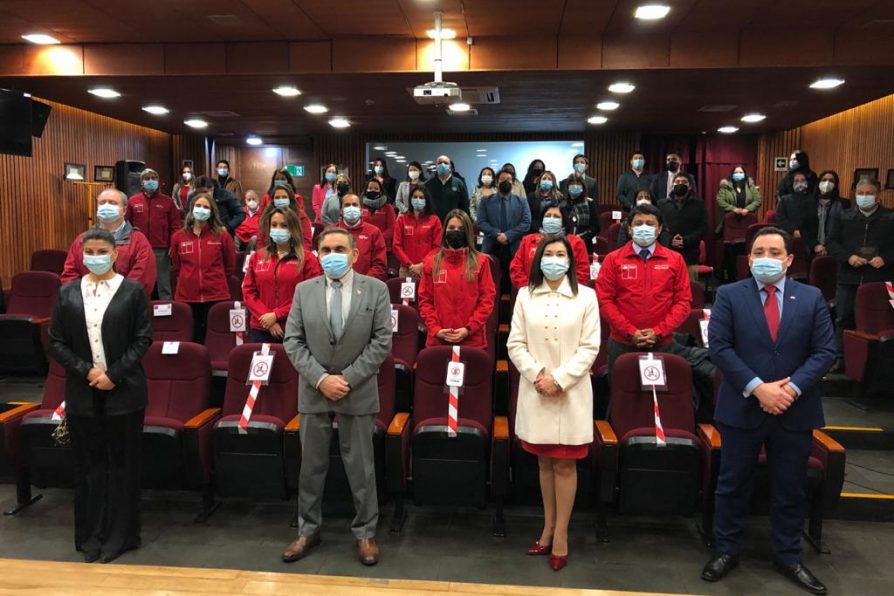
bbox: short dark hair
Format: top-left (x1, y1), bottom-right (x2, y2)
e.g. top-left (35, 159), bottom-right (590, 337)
top-left (751, 226), bottom-right (793, 255)
top-left (81, 227), bottom-right (116, 247)
top-left (216, 159), bottom-right (230, 168)
top-left (573, 153), bottom-right (588, 164)
top-left (629, 202), bottom-right (663, 227)
top-left (407, 184), bottom-right (433, 217)
top-left (528, 235), bottom-right (578, 295)
top-left (194, 175), bottom-right (215, 189)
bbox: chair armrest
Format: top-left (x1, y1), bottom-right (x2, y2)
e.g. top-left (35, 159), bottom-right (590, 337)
top-left (285, 414), bottom-right (301, 433)
top-left (184, 408), bottom-right (221, 430)
top-left (283, 414), bottom-right (302, 492)
top-left (0, 403), bottom-right (39, 424)
top-left (594, 420), bottom-right (617, 446)
top-left (387, 412), bottom-right (410, 436)
top-left (32, 317), bottom-right (50, 325)
top-left (812, 430), bottom-right (846, 514)
top-left (491, 416), bottom-right (510, 498)
top-left (844, 329), bottom-right (878, 341)
top-left (697, 423), bottom-right (721, 450)
top-left (182, 408), bottom-right (221, 488)
top-left (386, 413), bottom-right (411, 494)
top-left (592, 420), bottom-right (619, 503)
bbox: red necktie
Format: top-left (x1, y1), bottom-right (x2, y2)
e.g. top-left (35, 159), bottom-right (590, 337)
top-left (764, 286), bottom-right (780, 342)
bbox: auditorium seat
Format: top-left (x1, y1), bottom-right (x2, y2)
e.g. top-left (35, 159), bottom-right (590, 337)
top-left (141, 341), bottom-right (220, 521)
top-left (390, 304), bottom-right (420, 412)
top-left (592, 352), bottom-right (716, 541)
top-left (228, 274), bottom-right (243, 301)
top-left (599, 210), bottom-right (627, 233)
top-left (387, 277), bottom-right (419, 311)
top-left (29, 249), bottom-right (68, 275)
top-left (205, 301), bottom-right (242, 375)
top-left (842, 282), bottom-right (894, 393)
top-left (0, 271), bottom-right (60, 374)
top-left (606, 222), bottom-right (621, 249)
top-left (809, 255), bottom-right (837, 304)
top-left (695, 240), bottom-right (714, 285)
top-left (721, 212), bottom-right (757, 244)
top-left (149, 300), bottom-right (193, 343)
top-left (0, 399), bottom-right (39, 515)
top-left (212, 343), bottom-right (298, 500)
top-left (690, 280), bottom-right (705, 308)
top-left (593, 236), bottom-right (610, 256)
top-left (764, 209), bottom-right (777, 224)
top-left (387, 346), bottom-right (508, 535)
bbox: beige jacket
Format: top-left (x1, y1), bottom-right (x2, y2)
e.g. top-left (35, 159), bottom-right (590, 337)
top-left (508, 278), bottom-right (601, 446)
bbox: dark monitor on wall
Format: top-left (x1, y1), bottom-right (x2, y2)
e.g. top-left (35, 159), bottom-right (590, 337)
top-left (0, 89), bottom-right (33, 157)
top-left (31, 100), bottom-right (52, 137)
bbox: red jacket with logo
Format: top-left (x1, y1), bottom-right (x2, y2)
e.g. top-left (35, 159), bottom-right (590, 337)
top-left (393, 213), bottom-right (442, 268)
top-left (595, 241), bottom-right (691, 345)
top-left (61, 225), bottom-right (157, 296)
top-left (509, 232), bottom-right (591, 289)
top-left (418, 249), bottom-right (496, 349)
top-left (241, 248), bottom-right (322, 330)
top-left (330, 220), bottom-right (388, 281)
top-left (259, 192), bottom-right (313, 245)
top-left (362, 204), bottom-right (397, 250)
top-left (169, 226), bottom-right (236, 303)
top-left (126, 191), bottom-right (181, 249)
top-left (235, 207), bottom-right (262, 244)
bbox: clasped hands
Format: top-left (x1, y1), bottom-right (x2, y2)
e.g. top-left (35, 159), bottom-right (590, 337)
top-left (87, 367), bottom-right (115, 390)
top-left (753, 376), bottom-right (798, 416)
top-left (258, 312), bottom-right (284, 338)
top-left (848, 255), bottom-right (885, 269)
top-left (320, 374), bottom-right (351, 401)
top-left (631, 328), bottom-right (659, 348)
top-left (534, 369), bottom-right (562, 397)
top-left (436, 327), bottom-right (470, 344)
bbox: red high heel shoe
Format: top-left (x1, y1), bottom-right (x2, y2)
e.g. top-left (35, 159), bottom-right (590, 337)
top-left (526, 540), bottom-right (552, 556)
top-left (549, 553), bottom-right (568, 571)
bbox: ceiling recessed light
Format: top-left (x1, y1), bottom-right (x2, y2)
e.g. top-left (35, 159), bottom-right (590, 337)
top-left (273, 86), bottom-right (301, 97)
top-left (448, 102), bottom-right (471, 112)
top-left (22, 33), bottom-right (60, 45)
top-left (395, 155), bottom-right (405, 160)
top-left (374, 145), bottom-right (387, 150)
top-left (328, 116), bottom-right (350, 129)
top-left (184, 118), bottom-right (208, 129)
top-left (597, 101), bottom-right (620, 111)
top-left (717, 126), bottom-right (739, 134)
top-left (426, 28), bottom-right (456, 39)
top-left (88, 87), bottom-right (120, 99)
top-left (588, 115), bottom-right (608, 125)
top-left (741, 113), bottom-right (766, 123)
top-left (142, 105), bottom-right (169, 115)
top-left (635, 5), bottom-right (671, 20)
top-left (810, 77), bottom-right (844, 90)
top-left (385, 152), bottom-right (398, 157)
top-left (304, 103), bottom-right (328, 114)
top-left (246, 136), bottom-right (263, 146)
top-left (608, 82), bottom-right (636, 94)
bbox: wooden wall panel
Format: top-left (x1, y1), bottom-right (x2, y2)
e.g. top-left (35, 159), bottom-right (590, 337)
top-left (756, 128), bottom-right (801, 217)
top-left (172, 134), bottom-right (209, 178)
top-left (0, 99), bottom-right (170, 289)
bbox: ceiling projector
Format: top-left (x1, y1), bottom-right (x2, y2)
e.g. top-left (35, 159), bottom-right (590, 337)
top-left (412, 82), bottom-right (462, 104)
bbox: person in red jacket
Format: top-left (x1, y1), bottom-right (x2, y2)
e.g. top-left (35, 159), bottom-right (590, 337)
top-left (330, 193), bottom-right (388, 281)
top-left (125, 167), bottom-right (181, 299)
top-left (62, 189), bottom-right (157, 296)
top-left (169, 193), bottom-right (236, 342)
top-left (419, 209), bottom-right (496, 349)
top-left (257, 184), bottom-right (313, 249)
top-left (595, 203), bottom-right (691, 376)
top-left (312, 163), bottom-right (338, 225)
top-left (234, 189), bottom-right (262, 250)
top-left (242, 207), bottom-right (322, 343)
top-left (393, 186), bottom-right (442, 279)
top-left (361, 178), bottom-right (397, 251)
top-left (510, 203), bottom-right (590, 290)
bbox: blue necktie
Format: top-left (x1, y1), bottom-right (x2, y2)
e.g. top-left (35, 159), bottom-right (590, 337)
top-left (640, 248), bottom-right (650, 262)
top-left (500, 197), bottom-right (508, 231)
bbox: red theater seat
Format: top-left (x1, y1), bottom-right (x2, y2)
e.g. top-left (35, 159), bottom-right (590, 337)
top-left (149, 300), bottom-right (193, 343)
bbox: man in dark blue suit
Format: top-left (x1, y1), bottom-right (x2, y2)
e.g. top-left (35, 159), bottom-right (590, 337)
top-left (703, 227), bottom-right (836, 595)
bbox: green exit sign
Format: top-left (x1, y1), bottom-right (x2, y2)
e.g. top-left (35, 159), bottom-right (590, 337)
top-left (286, 164), bottom-right (305, 177)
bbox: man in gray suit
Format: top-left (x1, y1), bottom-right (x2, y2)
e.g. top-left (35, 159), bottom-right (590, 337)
top-left (281, 228), bottom-right (392, 566)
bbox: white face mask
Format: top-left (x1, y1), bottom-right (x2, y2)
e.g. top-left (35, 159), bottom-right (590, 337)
top-left (247, 200), bottom-right (258, 211)
top-left (481, 175), bottom-right (493, 186)
top-left (818, 180), bottom-right (835, 194)
top-left (408, 169), bottom-right (420, 181)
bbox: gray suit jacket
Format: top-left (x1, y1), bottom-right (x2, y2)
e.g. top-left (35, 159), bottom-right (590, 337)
top-left (284, 272), bottom-right (392, 415)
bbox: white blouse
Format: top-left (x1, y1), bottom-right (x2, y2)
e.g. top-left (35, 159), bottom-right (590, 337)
top-left (82, 274), bottom-right (124, 371)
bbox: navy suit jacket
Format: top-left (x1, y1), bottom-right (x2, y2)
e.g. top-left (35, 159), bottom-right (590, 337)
top-left (476, 193), bottom-right (532, 256)
top-left (708, 277), bottom-right (836, 431)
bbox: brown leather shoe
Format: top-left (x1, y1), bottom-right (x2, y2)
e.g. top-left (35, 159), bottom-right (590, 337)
top-left (357, 537), bottom-right (379, 566)
top-left (281, 531), bottom-right (321, 562)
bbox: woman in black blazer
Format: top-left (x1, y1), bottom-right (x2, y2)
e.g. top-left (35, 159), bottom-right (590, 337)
top-left (48, 228), bottom-right (152, 564)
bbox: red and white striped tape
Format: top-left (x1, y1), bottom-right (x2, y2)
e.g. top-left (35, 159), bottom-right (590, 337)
top-left (52, 400), bottom-right (66, 422)
top-left (447, 346), bottom-right (460, 437)
top-left (885, 282), bottom-right (894, 310)
top-left (239, 343), bottom-right (270, 432)
top-left (234, 301), bottom-right (244, 346)
top-left (652, 386), bottom-right (666, 446)
top-left (702, 308), bottom-right (711, 321)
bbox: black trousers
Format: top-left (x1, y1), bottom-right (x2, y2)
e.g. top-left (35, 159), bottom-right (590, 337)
top-left (188, 301), bottom-right (220, 344)
top-left (68, 396), bottom-right (144, 558)
top-left (834, 283), bottom-right (858, 357)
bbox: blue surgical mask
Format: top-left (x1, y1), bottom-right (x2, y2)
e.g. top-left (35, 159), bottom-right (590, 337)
top-left (343, 205), bottom-right (362, 224)
top-left (732, 172), bottom-right (745, 182)
top-left (320, 253), bottom-right (350, 279)
top-left (540, 256), bottom-right (569, 280)
top-left (374, 166), bottom-right (384, 175)
top-left (274, 198), bottom-right (290, 209)
top-left (217, 168), bottom-right (229, 178)
top-left (541, 216), bottom-right (563, 235)
top-left (568, 184), bottom-right (583, 198)
top-left (274, 179), bottom-right (288, 187)
top-left (539, 179), bottom-right (554, 192)
top-left (142, 179), bottom-right (158, 192)
top-left (411, 197), bottom-right (426, 211)
top-left (632, 224), bottom-right (657, 248)
top-left (632, 159), bottom-right (644, 170)
top-left (574, 163), bottom-right (586, 174)
top-left (192, 206), bottom-right (211, 221)
top-left (97, 203), bottom-right (120, 222)
top-left (750, 257), bottom-right (785, 284)
top-left (856, 195), bottom-right (877, 211)
top-left (325, 172), bottom-right (337, 183)
top-left (437, 163), bottom-right (451, 176)
top-left (83, 254), bottom-right (113, 276)
top-left (269, 229), bottom-right (290, 245)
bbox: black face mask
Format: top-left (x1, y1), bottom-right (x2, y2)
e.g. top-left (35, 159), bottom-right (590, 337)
top-left (666, 161), bottom-right (680, 172)
top-left (498, 180), bottom-right (513, 194)
top-left (337, 184), bottom-right (350, 195)
top-left (532, 168), bottom-right (544, 177)
top-left (365, 191), bottom-right (380, 200)
top-left (445, 230), bottom-right (466, 249)
top-left (673, 183), bottom-right (690, 197)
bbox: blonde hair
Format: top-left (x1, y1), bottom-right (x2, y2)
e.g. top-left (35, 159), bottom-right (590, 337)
top-left (184, 192), bottom-right (224, 235)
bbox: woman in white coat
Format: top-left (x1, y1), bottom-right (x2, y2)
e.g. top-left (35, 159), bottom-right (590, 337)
top-left (507, 235), bottom-right (601, 572)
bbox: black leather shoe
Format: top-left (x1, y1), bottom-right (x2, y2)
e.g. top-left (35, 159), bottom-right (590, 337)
top-left (701, 553), bottom-right (739, 582)
top-left (774, 560), bottom-right (827, 595)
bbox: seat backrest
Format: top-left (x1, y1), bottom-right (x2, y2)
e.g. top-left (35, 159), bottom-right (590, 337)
top-left (594, 236), bottom-right (609, 256)
top-left (142, 341), bottom-right (211, 422)
top-left (7, 271), bottom-right (61, 317)
top-left (788, 236), bottom-right (808, 278)
top-left (744, 223), bottom-right (766, 247)
top-left (41, 358), bottom-right (67, 410)
top-left (808, 255), bottom-right (837, 302)
top-left (149, 300), bottom-right (194, 342)
top-left (855, 282), bottom-right (894, 334)
top-left (609, 352), bottom-right (694, 439)
top-left (222, 343), bottom-right (298, 424)
top-left (698, 240), bottom-right (707, 264)
top-left (377, 353), bottom-right (396, 428)
top-left (387, 277), bottom-right (419, 310)
top-left (228, 274), bottom-right (243, 301)
top-left (764, 209), bottom-right (776, 224)
top-left (390, 304), bottom-right (419, 368)
top-left (205, 300), bottom-right (238, 366)
top-left (722, 212), bottom-right (757, 243)
top-left (607, 222), bottom-right (621, 249)
top-left (30, 249), bottom-right (68, 275)
top-left (678, 309), bottom-right (706, 347)
top-left (599, 210), bottom-right (628, 233)
top-left (413, 346), bottom-right (493, 430)
top-left (689, 280), bottom-right (705, 308)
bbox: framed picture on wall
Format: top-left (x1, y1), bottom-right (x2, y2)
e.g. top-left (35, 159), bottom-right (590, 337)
top-left (886, 169), bottom-right (894, 190)
top-left (64, 163), bottom-right (86, 181)
top-left (852, 168), bottom-right (879, 190)
top-left (94, 165), bottom-right (114, 182)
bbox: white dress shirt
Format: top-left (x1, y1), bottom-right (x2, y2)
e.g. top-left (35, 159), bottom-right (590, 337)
top-left (82, 274), bottom-right (124, 371)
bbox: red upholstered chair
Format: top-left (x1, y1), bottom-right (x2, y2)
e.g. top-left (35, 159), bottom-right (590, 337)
top-left (0, 272), bottom-right (60, 374)
top-left (30, 249), bottom-right (68, 275)
top-left (695, 240), bottom-right (714, 283)
top-left (390, 304), bottom-right (420, 412)
top-left (598, 204), bottom-right (624, 215)
top-left (593, 236), bottom-right (610, 257)
top-left (149, 300), bottom-right (193, 343)
top-left (387, 346), bottom-right (508, 535)
top-left (205, 301), bottom-right (241, 375)
top-left (843, 282), bottom-right (894, 392)
top-left (788, 236), bottom-right (808, 280)
top-left (722, 212), bottom-right (757, 244)
top-left (606, 222), bottom-right (621, 249)
top-left (764, 209), bottom-right (776, 224)
top-left (212, 343), bottom-right (298, 500)
top-left (387, 277), bottom-right (420, 312)
top-left (592, 353), bottom-right (717, 540)
top-left (599, 210), bottom-right (627, 233)
top-left (141, 341), bottom-right (220, 520)
top-left (690, 280), bottom-right (705, 309)
top-left (809, 255), bottom-right (837, 304)
top-left (0, 399), bottom-right (40, 515)
top-left (228, 274), bottom-right (243, 301)
top-left (679, 309), bottom-right (710, 348)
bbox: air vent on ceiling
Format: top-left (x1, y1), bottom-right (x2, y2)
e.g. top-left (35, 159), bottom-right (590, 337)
top-left (697, 105), bottom-right (737, 113)
top-left (446, 108), bottom-right (479, 116)
top-left (208, 14), bottom-right (241, 26)
top-left (198, 110), bottom-right (241, 118)
top-left (460, 86), bottom-right (501, 105)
